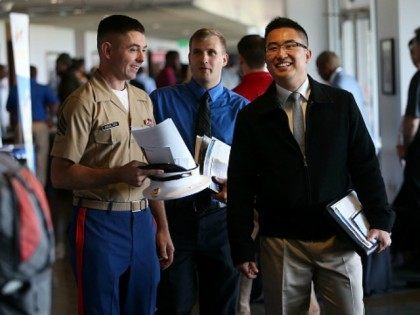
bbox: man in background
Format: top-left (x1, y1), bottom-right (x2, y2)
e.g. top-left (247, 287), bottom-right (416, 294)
top-left (7, 65), bottom-right (59, 187)
top-left (156, 50), bottom-right (181, 88)
top-left (393, 28), bottom-right (420, 270)
top-left (131, 66), bottom-right (156, 94)
top-left (316, 51), bottom-right (376, 143)
top-left (232, 34), bottom-right (272, 315)
top-left (234, 34), bottom-right (272, 101)
top-left (55, 53), bottom-right (81, 103)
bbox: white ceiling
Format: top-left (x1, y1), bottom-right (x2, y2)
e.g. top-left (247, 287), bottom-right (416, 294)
top-left (0, 0), bottom-right (252, 50)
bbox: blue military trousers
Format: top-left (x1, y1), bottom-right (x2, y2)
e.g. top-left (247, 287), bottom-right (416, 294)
top-left (68, 206), bottom-right (160, 315)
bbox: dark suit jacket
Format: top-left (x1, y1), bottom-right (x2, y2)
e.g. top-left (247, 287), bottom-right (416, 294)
top-left (227, 76), bottom-right (395, 265)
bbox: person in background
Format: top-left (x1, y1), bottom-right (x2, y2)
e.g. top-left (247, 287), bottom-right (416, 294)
top-left (156, 50), bottom-right (181, 88)
top-left (50, 14), bottom-right (174, 315)
top-left (233, 34), bottom-right (272, 101)
top-left (393, 28), bottom-right (420, 272)
top-left (227, 17), bottom-right (394, 315)
top-left (6, 65), bottom-right (59, 187)
top-left (131, 66), bottom-right (157, 94)
top-left (232, 34), bottom-right (272, 315)
top-left (151, 28), bottom-right (249, 315)
top-left (316, 51), bottom-right (378, 147)
top-left (179, 63), bottom-right (192, 83)
top-left (221, 53), bottom-right (240, 89)
top-left (71, 58), bottom-right (89, 85)
top-left (55, 53), bottom-right (81, 104)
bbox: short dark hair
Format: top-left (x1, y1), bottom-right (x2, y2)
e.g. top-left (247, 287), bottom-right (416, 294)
top-left (237, 34), bottom-right (266, 69)
top-left (30, 65), bottom-right (37, 79)
top-left (265, 17), bottom-right (308, 46)
top-left (97, 15), bottom-right (145, 50)
top-left (165, 50), bottom-right (180, 67)
top-left (189, 28), bottom-right (227, 52)
top-left (408, 37), bottom-right (415, 48)
top-left (415, 27), bottom-right (420, 43)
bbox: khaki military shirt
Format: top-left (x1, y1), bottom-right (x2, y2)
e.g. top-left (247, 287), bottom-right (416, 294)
top-left (51, 70), bottom-right (154, 202)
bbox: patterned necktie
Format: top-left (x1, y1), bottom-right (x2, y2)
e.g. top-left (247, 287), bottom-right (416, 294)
top-left (291, 91), bottom-right (305, 153)
top-left (195, 92), bottom-right (212, 213)
top-left (195, 92), bottom-right (211, 137)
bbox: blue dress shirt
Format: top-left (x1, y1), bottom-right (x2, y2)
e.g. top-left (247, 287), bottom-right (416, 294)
top-left (7, 79), bottom-right (59, 121)
top-left (151, 79), bottom-right (249, 154)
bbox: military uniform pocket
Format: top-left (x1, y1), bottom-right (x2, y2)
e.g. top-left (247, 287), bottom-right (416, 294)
top-left (93, 129), bottom-right (113, 144)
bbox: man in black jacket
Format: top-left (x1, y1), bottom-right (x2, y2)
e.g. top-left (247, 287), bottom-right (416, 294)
top-left (227, 17), bottom-right (394, 315)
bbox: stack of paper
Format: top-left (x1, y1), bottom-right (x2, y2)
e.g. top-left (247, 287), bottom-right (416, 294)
top-left (131, 118), bottom-right (196, 170)
top-left (194, 136), bottom-right (230, 192)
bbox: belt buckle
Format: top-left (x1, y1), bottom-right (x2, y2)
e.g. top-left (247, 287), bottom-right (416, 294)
top-left (131, 200), bottom-right (141, 212)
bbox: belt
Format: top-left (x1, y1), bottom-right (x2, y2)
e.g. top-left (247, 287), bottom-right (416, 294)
top-left (73, 197), bottom-right (148, 212)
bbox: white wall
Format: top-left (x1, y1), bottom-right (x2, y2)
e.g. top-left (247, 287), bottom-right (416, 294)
top-left (284, 0), bottom-right (329, 82)
top-left (29, 24), bottom-right (76, 85)
top-left (84, 31), bottom-right (98, 73)
top-left (194, 0), bottom-right (284, 32)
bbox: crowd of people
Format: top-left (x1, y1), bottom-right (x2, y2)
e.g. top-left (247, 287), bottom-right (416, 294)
top-left (1, 11), bottom-right (419, 315)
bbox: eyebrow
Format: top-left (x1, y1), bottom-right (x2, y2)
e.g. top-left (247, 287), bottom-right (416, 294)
top-left (130, 43), bottom-right (147, 49)
top-left (267, 39), bottom-right (304, 46)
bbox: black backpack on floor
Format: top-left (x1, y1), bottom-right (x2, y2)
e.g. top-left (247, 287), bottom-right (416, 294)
top-left (0, 153), bottom-right (55, 315)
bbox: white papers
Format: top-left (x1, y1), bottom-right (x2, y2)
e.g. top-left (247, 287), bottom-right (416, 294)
top-left (194, 136), bottom-right (230, 192)
top-left (132, 118), bottom-right (196, 170)
top-left (327, 190), bottom-right (378, 255)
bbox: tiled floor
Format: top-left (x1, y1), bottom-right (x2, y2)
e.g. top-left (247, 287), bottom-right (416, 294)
top-left (48, 187), bottom-right (420, 315)
top-left (51, 252), bottom-right (420, 314)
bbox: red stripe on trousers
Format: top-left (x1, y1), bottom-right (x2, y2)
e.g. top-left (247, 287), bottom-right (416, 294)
top-left (76, 207), bottom-right (87, 315)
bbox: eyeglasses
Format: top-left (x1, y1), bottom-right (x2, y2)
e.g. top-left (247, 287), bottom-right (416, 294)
top-left (266, 40), bottom-right (308, 54)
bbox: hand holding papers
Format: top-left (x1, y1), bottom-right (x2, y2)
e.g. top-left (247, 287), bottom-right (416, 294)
top-left (327, 190), bottom-right (378, 255)
top-left (194, 136), bottom-right (230, 192)
top-left (132, 118), bottom-right (196, 170)
top-left (132, 119), bottom-right (210, 200)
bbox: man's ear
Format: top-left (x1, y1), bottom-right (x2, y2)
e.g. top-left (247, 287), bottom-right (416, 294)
top-left (100, 42), bottom-right (112, 59)
top-left (305, 48), bottom-right (313, 64)
top-left (223, 53), bottom-right (229, 67)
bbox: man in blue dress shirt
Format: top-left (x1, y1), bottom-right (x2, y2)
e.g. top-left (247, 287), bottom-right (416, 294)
top-left (316, 50), bottom-right (380, 150)
top-left (151, 28), bottom-right (249, 315)
top-left (7, 65), bottom-right (59, 186)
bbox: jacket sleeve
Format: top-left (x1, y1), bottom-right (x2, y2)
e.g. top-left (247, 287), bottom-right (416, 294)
top-left (227, 109), bottom-right (258, 265)
top-left (346, 94), bottom-right (395, 232)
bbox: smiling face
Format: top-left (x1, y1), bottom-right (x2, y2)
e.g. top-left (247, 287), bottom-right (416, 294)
top-left (265, 27), bottom-right (312, 91)
top-left (188, 35), bottom-right (228, 89)
top-left (100, 30), bottom-right (147, 89)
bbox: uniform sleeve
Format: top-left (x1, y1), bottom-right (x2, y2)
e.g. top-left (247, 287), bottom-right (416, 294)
top-left (50, 94), bottom-right (92, 164)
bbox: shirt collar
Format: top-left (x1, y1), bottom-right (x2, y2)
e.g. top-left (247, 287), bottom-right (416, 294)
top-left (275, 77), bottom-right (310, 107)
top-left (187, 79), bottom-right (224, 104)
top-left (329, 67), bottom-right (343, 84)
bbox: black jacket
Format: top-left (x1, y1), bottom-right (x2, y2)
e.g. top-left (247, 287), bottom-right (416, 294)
top-left (227, 76), bottom-right (395, 265)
